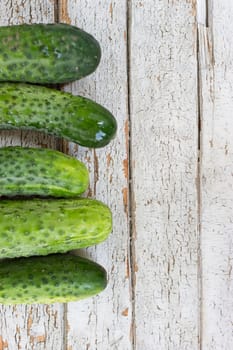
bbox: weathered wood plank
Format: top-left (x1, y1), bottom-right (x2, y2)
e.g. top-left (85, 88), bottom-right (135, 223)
top-left (59, 1), bottom-right (132, 349)
top-left (130, 1), bottom-right (199, 349)
top-left (199, 1), bottom-right (233, 348)
top-left (0, 2), bottom-right (65, 350)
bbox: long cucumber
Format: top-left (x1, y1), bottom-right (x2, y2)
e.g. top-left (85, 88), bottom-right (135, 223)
top-left (0, 254), bottom-right (107, 304)
top-left (0, 83), bottom-right (117, 148)
top-left (0, 147), bottom-right (89, 197)
top-left (0, 23), bottom-right (101, 84)
top-left (0, 198), bottom-right (112, 259)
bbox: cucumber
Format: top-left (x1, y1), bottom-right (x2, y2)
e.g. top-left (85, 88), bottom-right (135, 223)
top-left (0, 198), bottom-right (112, 259)
top-left (0, 254), bottom-right (107, 304)
top-left (0, 83), bottom-right (117, 148)
top-left (0, 23), bottom-right (101, 84)
top-left (0, 146), bottom-right (89, 197)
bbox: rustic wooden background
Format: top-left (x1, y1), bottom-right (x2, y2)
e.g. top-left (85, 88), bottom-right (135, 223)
top-left (0, 0), bottom-right (232, 349)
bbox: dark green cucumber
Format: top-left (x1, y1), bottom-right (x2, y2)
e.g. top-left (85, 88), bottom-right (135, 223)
top-left (0, 198), bottom-right (112, 259)
top-left (0, 147), bottom-right (89, 197)
top-left (0, 254), bottom-right (107, 304)
top-left (0, 23), bottom-right (101, 84)
top-left (0, 83), bottom-right (117, 148)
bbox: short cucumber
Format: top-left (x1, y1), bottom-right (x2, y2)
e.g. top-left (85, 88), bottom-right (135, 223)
top-left (0, 254), bottom-right (107, 304)
top-left (0, 23), bottom-right (101, 84)
top-left (0, 147), bottom-right (89, 197)
top-left (0, 198), bottom-right (112, 259)
top-left (0, 83), bottom-right (117, 148)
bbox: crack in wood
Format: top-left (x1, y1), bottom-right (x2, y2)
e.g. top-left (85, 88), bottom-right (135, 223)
top-left (126, 0), bottom-right (136, 349)
top-left (197, 19), bottom-right (203, 350)
top-left (196, 1), bottom-right (214, 349)
top-left (54, 0), bottom-right (59, 22)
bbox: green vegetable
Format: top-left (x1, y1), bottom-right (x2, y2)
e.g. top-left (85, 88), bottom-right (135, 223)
top-left (0, 83), bottom-right (117, 148)
top-left (0, 23), bottom-right (101, 84)
top-left (0, 198), bottom-right (112, 259)
top-left (0, 146), bottom-right (89, 197)
top-left (0, 254), bottom-right (107, 304)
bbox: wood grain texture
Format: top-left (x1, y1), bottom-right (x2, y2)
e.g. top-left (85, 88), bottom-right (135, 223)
top-left (59, 1), bottom-right (132, 349)
top-left (0, 2), bottom-right (65, 350)
top-left (130, 1), bottom-right (199, 349)
top-left (199, 1), bottom-right (233, 348)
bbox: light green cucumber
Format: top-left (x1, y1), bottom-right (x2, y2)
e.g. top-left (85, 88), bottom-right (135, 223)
top-left (0, 23), bottom-right (101, 84)
top-left (0, 254), bottom-right (107, 304)
top-left (0, 83), bottom-right (117, 148)
top-left (0, 198), bottom-right (112, 259)
top-left (0, 147), bottom-right (89, 197)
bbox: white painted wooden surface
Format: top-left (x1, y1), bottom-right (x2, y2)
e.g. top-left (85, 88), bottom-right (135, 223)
top-left (199, 1), bottom-right (233, 349)
top-left (130, 1), bottom-right (199, 349)
top-left (0, 1), bottom-right (233, 349)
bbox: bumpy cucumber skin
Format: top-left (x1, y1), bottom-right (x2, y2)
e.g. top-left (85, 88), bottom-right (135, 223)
top-left (0, 198), bottom-right (112, 259)
top-left (0, 147), bottom-right (89, 197)
top-left (0, 254), bottom-right (107, 305)
top-left (0, 83), bottom-right (117, 148)
top-left (0, 23), bottom-right (101, 84)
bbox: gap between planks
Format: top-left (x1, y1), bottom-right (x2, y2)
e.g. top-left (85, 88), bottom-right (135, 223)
top-left (126, 0), bottom-right (136, 349)
top-left (196, 22), bottom-right (203, 350)
top-left (197, 1), bottom-right (210, 349)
